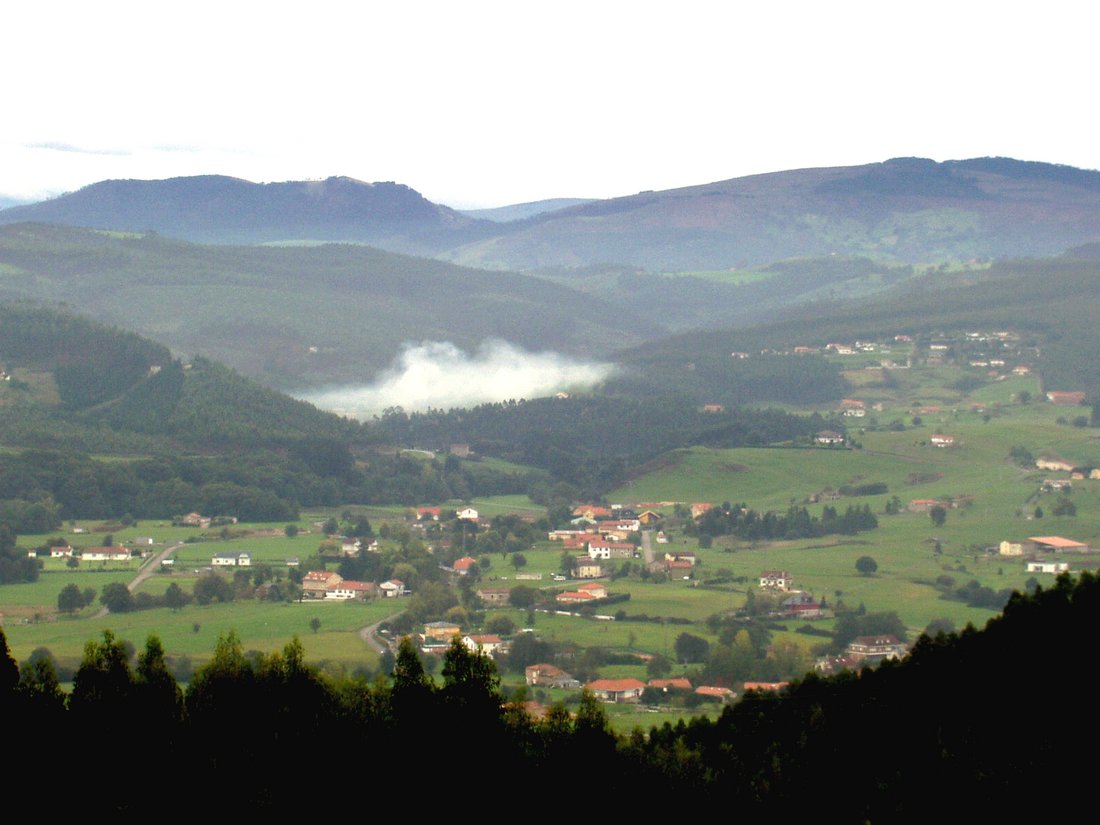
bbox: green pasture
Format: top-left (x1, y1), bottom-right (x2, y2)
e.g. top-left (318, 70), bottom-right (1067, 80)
top-left (2, 596), bottom-right (403, 672)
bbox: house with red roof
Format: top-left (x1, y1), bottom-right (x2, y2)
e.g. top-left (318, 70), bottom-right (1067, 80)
top-left (587, 678), bottom-right (645, 703)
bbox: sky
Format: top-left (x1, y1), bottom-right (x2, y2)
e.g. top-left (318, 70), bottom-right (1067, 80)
top-left (4, 1), bottom-right (1099, 209)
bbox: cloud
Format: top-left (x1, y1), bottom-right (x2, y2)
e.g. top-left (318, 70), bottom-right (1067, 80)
top-left (26, 141), bottom-right (131, 156)
top-left (301, 340), bottom-right (615, 419)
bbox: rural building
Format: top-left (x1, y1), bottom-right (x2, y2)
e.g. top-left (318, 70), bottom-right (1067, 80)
top-left (742, 682), bottom-right (788, 693)
top-left (1046, 391), bottom-right (1086, 405)
top-left (1036, 458), bottom-right (1076, 472)
top-left (587, 540), bottom-right (635, 560)
top-left (325, 580), bottom-right (377, 600)
top-left (847, 635), bottom-right (908, 663)
top-left (1026, 561), bottom-right (1070, 574)
top-left (82, 547), bottom-right (131, 563)
top-left (998, 541), bottom-right (1024, 557)
top-left (930, 434), bottom-right (956, 447)
top-left (526, 664), bottom-right (580, 689)
top-left (423, 621), bottom-right (461, 642)
top-left (462, 634), bottom-right (508, 656)
top-left (587, 678), bottom-right (646, 703)
top-left (760, 570), bottom-right (793, 590)
top-left (49, 545), bottom-right (74, 558)
top-left (815, 431), bottom-right (845, 445)
top-left (380, 579), bottom-right (406, 597)
top-left (452, 556), bottom-right (478, 574)
top-left (649, 678), bottom-right (692, 691)
top-left (302, 571), bottom-right (342, 598)
top-left (1027, 536), bottom-right (1090, 553)
top-left (476, 587), bottom-right (511, 606)
top-left (695, 685), bottom-right (736, 701)
top-left (212, 552), bottom-right (251, 567)
top-left (573, 558), bottom-right (604, 578)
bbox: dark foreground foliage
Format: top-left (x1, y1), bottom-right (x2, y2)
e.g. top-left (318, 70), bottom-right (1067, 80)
top-left (2, 571), bottom-right (1097, 817)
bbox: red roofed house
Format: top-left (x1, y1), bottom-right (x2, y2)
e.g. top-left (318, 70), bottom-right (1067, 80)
top-left (325, 580), bottom-right (377, 601)
top-left (577, 582), bottom-right (608, 599)
top-left (695, 685), bottom-right (736, 701)
top-left (930, 434), bottom-right (956, 447)
top-left (526, 664), bottom-right (581, 689)
top-left (743, 681), bottom-right (789, 693)
top-left (1047, 391), bottom-right (1087, 406)
top-left (380, 579), bottom-right (406, 597)
top-left (462, 634), bottom-right (508, 656)
top-left (453, 556), bottom-right (478, 574)
top-left (649, 678), bottom-right (692, 691)
top-left (556, 590), bottom-right (597, 605)
top-left (587, 678), bottom-right (646, 703)
top-left (690, 503), bottom-right (714, 519)
top-left (1027, 536), bottom-right (1090, 553)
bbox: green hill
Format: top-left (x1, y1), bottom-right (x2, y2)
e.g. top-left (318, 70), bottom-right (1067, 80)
top-left (0, 224), bottom-right (652, 390)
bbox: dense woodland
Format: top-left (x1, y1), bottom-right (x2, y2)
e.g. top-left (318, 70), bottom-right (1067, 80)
top-left (2, 571), bottom-right (1094, 817)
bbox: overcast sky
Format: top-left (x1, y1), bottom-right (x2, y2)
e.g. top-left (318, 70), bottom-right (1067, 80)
top-left (5, 1), bottom-right (1098, 208)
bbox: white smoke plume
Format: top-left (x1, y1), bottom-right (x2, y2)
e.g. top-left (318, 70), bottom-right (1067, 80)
top-left (301, 340), bottom-right (615, 419)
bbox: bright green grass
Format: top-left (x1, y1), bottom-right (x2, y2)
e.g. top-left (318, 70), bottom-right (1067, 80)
top-left (3, 597), bottom-right (404, 671)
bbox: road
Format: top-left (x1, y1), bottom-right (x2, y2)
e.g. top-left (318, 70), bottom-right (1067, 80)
top-left (93, 541), bottom-right (182, 619)
top-left (641, 529), bottom-right (656, 565)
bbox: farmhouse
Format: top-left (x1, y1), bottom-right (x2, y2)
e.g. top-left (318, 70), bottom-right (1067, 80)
top-left (998, 541), bottom-right (1024, 557)
top-left (815, 431), bottom-right (845, 445)
top-left (1046, 391), bottom-right (1086, 406)
top-left (1036, 458), bottom-right (1076, 472)
top-left (379, 579), bottom-right (406, 597)
top-left (760, 570), bottom-right (793, 591)
top-left (587, 678), bottom-right (645, 703)
top-left (49, 545), bottom-right (74, 558)
top-left (325, 580), bottom-right (377, 600)
top-left (462, 634), bottom-right (508, 656)
top-left (587, 540), bottom-right (635, 560)
top-left (212, 552), bottom-right (251, 567)
top-left (573, 558), bottom-right (604, 578)
top-left (302, 570), bottom-right (342, 598)
top-left (423, 621), bottom-right (461, 642)
top-left (82, 547), bottom-right (131, 563)
top-left (930, 434), bottom-right (956, 447)
top-left (1026, 561), bottom-right (1070, 574)
top-left (476, 587), bottom-right (511, 606)
top-left (452, 556), bottom-right (478, 574)
top-left (526, 663), bottom-right (580, 689)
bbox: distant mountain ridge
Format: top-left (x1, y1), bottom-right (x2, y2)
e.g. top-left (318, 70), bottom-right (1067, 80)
top-left (442, 157), bottom-right (1100, 270)
top-left (0, 175), bottom-right (493, 255)
top-left (6, 158), bottom-right (1100, 269)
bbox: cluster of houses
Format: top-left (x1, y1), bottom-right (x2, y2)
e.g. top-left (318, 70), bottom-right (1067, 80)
top-left (300, 570), bottom-right (407, 601)
top-left (32, 544), bottom-right (134, 563)
top-left (524, 664), bottom-right (740, 705)
top-left (759, 570), bottom-right (829, 619)
top-left (418, 621), bottom-right (509, 657)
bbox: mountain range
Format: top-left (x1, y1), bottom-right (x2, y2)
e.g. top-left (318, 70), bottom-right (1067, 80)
top-left (5, 157), bottom-right (1100, 270)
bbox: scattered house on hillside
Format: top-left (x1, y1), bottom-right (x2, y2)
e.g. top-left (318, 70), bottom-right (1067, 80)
top-left (780, 592), bottom-right (825, 619)
top-left (587, 540), bottom-right (635, 560)
top-left (449, 443), bottom-right (471, 458)
top-left (49, 545), bottom-right (75, 558)
top-left (340, 538), bottom-right (361, 556)
top-left (380, 579), bottom-right (407, 598)
top-left (573, 558), bottom-right (604, 579)
top-left (1046, 391), bottom-right (1086, 406)
top-left (302, 571), bottom-right (343, 599)
top-left (998, 541), bottom-right (1024, 557)
top-left (132, 537), bottom-right (155, 546)
top-left (456, 507), bottom-right (479, 522)
top-left (476, 587), bottom-right (511, 607)
top-left (587, 678), bottom-right (646, 703)
top-left (212, 552), bottom-right (251, 567)
top-left (178, 512), bottom-right (211, 528)
top-left (526, 663), bottom-right (580, 689)
top-left (655, 531), bottom-right (669, 544)
top-left (326, 580), bottom-right (377, 600)
top-left (815, 430), bottom-right (845, 445)
top-left (286, 556), bottom-right (300, 567)
top-left (649, 678), bottom-right (692, 692)
top-left (637, 510), bottom-right (664, 526)
top-left (690, 503), bottom-right (714, 519)
top-left (81, 547), bottom-right (131, 563)
top-left (1027, 536), bottom-right (1090, 553)
top-left (452, 556), bottom-right (478, 575)
top-left (1027, 561), bottom-right (1070, 574)
top-left (1012, 364), bottom-right (1032, 375)
top-left (695, 685), bottom-right (736, 702)
top-left (1037, 457), bottom-right (1076, 472)
top-left (423, 621), bottom-right (462, 642)
top-left (462, 634), bottom-right (508, 656)
top-left (416, 506), bottom-right (442, 521)
top-left (1042, 479), bottom-right (1073, 492)
top-left (573, 505), bottom-right (613, 520)
top-left (846, 635), bottom-right (908, 663)
top-left (665, 551), bottom-right (696, 566)
top-left (703, 404), bottom-right (725, 413)
top-left (930, 434), bottom-right (956, 448)
top-left (760, 570), bottom-right (793, 591)
top-left (576, 582), bottom-right (608, 599)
